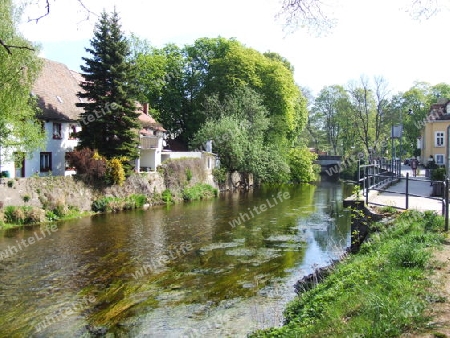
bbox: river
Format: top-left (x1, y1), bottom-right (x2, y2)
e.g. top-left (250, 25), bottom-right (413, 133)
top-left (0, 180), bottom-right (352, 337)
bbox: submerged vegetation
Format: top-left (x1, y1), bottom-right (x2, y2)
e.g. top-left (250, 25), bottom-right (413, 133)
top-left (252, 210), bottom-right (446, 337)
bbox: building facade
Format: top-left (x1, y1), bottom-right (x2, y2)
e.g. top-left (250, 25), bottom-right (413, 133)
top-left (419, 98), bottom-right (450, 167)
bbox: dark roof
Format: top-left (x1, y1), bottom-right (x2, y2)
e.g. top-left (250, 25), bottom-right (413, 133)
top-left (32, 59), bottom-right (84, 122)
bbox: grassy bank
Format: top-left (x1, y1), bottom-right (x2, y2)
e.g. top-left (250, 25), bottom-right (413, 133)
top-left (252, 210), bottom-right (446, 338)
top-left (0, 205), bottom-right (93, 230)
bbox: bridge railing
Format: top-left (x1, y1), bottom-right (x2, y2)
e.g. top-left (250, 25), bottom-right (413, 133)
top-left (357, 160), bottom-right (449, 230)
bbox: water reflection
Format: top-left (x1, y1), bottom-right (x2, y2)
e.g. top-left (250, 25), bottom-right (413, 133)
top-left (0, 180), bottom-right (352, 337)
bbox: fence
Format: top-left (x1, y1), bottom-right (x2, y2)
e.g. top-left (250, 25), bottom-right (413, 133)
top-left (357, 160), bottom-right (449, 231)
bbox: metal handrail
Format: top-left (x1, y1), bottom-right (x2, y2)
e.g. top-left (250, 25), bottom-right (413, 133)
top-left (357, 160), bottom-right (449, 230)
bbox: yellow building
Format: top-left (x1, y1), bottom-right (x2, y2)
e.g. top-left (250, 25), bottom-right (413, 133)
top-left (419, 98), bottom-right (450, 167)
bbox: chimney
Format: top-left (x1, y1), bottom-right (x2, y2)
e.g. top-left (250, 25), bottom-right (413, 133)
top-left (143, 103), bottom-right (149, 115)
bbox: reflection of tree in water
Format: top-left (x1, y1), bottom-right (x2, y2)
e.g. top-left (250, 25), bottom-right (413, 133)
top-left (301, 181), bottom-right (351, 257)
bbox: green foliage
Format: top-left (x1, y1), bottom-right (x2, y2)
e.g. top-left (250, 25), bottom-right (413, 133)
top-left (192, 87), bottom-right (292, 183)
top-left (91, 194), bottom-right (148, 213)
top-left (212, 167), bottom-right (227, 184)
top-left (0, 0), bottom-right (45, 162)
top-left (431, 167), bottom-right (446, 181)
top-left (288, 147), bottom-right (318, 183)
top-left (182, 183), bottom-right (218, 201)
top-left (4, 206), bottom-right (46, 224)
top-left (77, 10), bottom-right (139, 160)
top-left (251, 210), bottom-right (444, 337)
top-left (161, 189), bottom-right (173, 204)
top-left (185, 168), bottom-right (193, 182)
top-left (132, 37), bottom-right (307, 145)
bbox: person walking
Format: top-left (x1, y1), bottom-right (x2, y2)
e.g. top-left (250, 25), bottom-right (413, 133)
top-left (411, 158), bottom-right (418, 177)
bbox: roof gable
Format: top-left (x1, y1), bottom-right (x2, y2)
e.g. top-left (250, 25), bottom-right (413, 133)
top-left (33, 59), bottom-right (84, 122)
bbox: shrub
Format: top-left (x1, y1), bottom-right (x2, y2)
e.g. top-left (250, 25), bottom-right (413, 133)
top-left (106, 157), bottom-right (126, 186)
top-left (182, 183), bottom-right (218, 201)
top-left (67, 148), bottom-right (106, 181)
top-left (92, 196), bottom-right (114, 213)
top-left (186, 168), bottom-right (193, 182)
top-left (129, 194), bottom-right (147, 208)
top-left (28, 207), bottom-right (46, 223)
top-left (22, 195), bottom-right (31, 203)
top-left (288, 147), bottom-right (319, 183)
top-left (92, 194), bottom-right (148, 213)
top-left (212, 167), bottom-right (227, 185)
top-left (161, 189), bottom-right (173, 204)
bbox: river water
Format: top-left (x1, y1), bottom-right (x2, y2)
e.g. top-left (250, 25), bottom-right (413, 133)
top-left (0, 180), bottom-right (352, 337)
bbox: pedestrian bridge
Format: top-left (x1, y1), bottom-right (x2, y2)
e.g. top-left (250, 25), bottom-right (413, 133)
top-left (315, 155), bottom-right (342, 175)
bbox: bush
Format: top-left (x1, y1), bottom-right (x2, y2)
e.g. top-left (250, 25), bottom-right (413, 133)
top-left (212, 167), bottom-right (227, 185)
top-left (67, 148), bottom-right (106, 181)
top-left (129, 194), bottom-right (147, 208)
top-left (182, 183), bottom-right (218, 201)
top-left (4, 206), bottom-right (46, 224)
top-left (288, 147), bottom-right (319, 183)
top-left (161, 189), bottom-right (173, 204)
top-left (106, 157), bottom-right (126, 186)
top-left (92, 194), bottom-right (148, 213)
top-left (92, 196), bottom-right (114, 213)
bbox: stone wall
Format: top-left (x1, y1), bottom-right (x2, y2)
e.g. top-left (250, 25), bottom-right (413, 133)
top-left (0, 168), bottom-right (252, 212)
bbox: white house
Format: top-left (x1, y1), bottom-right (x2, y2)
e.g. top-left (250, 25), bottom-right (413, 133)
top-left (0, 59), bottom-right (216, 178)
top-left (0, 59), bottom-right (83, 178)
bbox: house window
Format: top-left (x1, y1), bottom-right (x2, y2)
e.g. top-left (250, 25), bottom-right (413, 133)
top-left (40, 152), bottom-right (52, 172)
top-left (435, 131), bottom-right (445, 147)
top-left (53, 123), bottom-right (62, 139)
top-left (435, 154), bottom-right (445, 165)
top-left (68, 124), bottom-right (78, 140)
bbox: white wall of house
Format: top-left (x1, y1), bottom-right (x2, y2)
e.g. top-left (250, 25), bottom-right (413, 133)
top-left (22, 121), bottom-right (80, 177)
top-left (139, 149), bottom-right (160, 171)
top-left (0, 146), bottom-right (16, 178)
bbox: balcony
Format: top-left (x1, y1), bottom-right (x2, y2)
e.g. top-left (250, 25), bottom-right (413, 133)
top-left (140, 136), bottom-right (159, 149)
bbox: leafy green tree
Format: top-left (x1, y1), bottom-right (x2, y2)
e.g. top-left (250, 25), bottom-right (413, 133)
top-left (77, 10), bottom-right (139, 161)
top-left (312, 85), bottom-right (349, 155)
top-left (192, 87), bottom-right (291, 183)
top-left (0, 0), bottom-right (45, 163)
top-left (133, 37), bottom-right (307, 147)
top-left (289, 147), bottom-right (318, 183)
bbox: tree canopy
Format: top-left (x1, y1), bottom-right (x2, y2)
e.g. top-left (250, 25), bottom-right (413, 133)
top-left (0, 0), bottom-right (44, 163)
top-left (132, 37), bottom-right (308, 147)
top-left (77, 10), bottom-right (139, 161)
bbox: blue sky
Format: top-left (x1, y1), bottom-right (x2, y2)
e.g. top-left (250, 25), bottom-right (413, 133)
top-left (17, 0), bottom-right (450, 96)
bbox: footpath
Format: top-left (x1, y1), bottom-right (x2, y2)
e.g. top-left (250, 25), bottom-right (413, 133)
top-left (368, 165), bottom-right (442, 214)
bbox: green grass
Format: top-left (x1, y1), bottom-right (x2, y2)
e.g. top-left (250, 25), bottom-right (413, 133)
top-left (251, 210), bottom-right (445, 338)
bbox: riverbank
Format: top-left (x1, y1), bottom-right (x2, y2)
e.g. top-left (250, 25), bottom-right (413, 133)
top-left (251, 209), bottom-right (449, 337)
top-left (0, 157), bottom-right (231, 229)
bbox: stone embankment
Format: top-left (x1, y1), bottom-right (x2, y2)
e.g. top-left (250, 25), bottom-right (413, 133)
top-left (0, 170), bottom-right (253, 212)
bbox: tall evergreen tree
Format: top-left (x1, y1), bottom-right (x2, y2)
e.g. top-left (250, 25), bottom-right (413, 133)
top-left (77, 10), bottom-right (139, 160)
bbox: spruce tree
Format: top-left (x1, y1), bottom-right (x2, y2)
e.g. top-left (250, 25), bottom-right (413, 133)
top-left (77, 10), bottom-right (139, 160)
